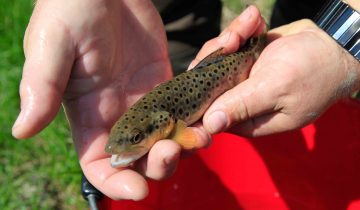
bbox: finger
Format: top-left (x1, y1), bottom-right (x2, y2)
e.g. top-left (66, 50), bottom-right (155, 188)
top-left (78, 131), bottom-right (149, 200)
top-left (203, 66), bottom-right (281, 135)
top-left (12, 15), bottom-right (75, 139)
top-left (188, 5), bottom-right (264, 69)
top-left (136, 140), bottom-right (181, 180)
top-left (228, 110), bottom-right (310, 137)
top-left (84, 158), bottom-right (149, 201)
top-left (135, 126), bottom-right (211, 180)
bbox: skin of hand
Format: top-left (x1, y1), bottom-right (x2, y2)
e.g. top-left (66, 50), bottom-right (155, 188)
top-left (12, 0), bottom-right (179, 200)
top-left (193, 8), bottom-right (360, 138)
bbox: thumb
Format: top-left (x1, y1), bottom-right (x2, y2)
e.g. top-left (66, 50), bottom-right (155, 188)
top-left (12, 16), bottom-right (75, 139)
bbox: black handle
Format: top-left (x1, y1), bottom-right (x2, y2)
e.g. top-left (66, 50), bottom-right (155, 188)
top-left (81, 174), bottom-right (103, 210)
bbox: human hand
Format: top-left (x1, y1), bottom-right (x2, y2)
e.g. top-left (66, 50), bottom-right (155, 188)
top-left (198, 18), bottom-right (360, 137)
top-left (12, 0), bottom-right (175, 200)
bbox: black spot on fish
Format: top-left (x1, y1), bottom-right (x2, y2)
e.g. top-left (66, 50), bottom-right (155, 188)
top-left (199, 80), bottom-right (204, 84)
top-left (124, 125), bottom-right (128, 129)
top-left (192, 78), bottom-right (196, 82)
top-left (197, 93), bottom-right (202, 99)
top-left (176, 78), bottom-right (180, 82)
top-left (192, 104), bottom-right (197, 109)
top-left (166, 87), bottom-right (170, 90)
top-left (146, 125), bottom-right (154, 133)
top-left (189, 88), bottom-right (193, 93)
top-left (203, 87), bottom-right (207, 91)
top-left (171, 108), bottom-right (176, 113)
top-left (214, 69), bottom-right (218, 73)
top-left (167, 96), bottom-right (171, 101)
top-left (206, 81), bottom-right (211, 87)
top-left (132, 116), bottom-right (135, 119)
top-left (155, 125), bottom-right (159, 129)
top-left (160, 115), bottom-right (163, 118)
top-left (195, 73), bottom-right (199, 78)
top-left (202, 73), bottom-right (206, 77)
top-left (161, 104), bottom-right (166, 109)
top-left (143, 105), bottom-right (148, 109)
top-left (195, 84), bottom-right (198, 88)
top-left (179, 93), bottom-right (183, 98)
top-left (221, 72), bottom-right (225, 76)
top-left (186, 75), bottom-right (191, 79)
top-left (174, 87), bottom-right (178, 91)
top-left (174, 98), bottom-right (179, 103)
top-left (226, 67), bottom-right (229, 72)
top-left (153, 105), bottom-right (158, 108)
top-left (183, 87), bottom-right (187, 91)
top-left (185, 99), bottom-right (190, 104)
top-left (164, 117), bottom-right (168, 121)
top-left (158, 91), bottom-right (162, 94)
top-left (186, 112), bottom-right (190, 117)
top-left (208, 94), bottom-right (211, 98)
top-left (179, 108), bottom-right (183, 115)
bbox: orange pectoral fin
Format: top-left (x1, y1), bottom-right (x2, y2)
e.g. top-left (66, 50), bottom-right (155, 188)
top-left (170, 120), bottom-right (198, 150)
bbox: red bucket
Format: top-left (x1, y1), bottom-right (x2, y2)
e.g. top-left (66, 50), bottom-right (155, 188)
top-left (99, 99), bottom-right (360, 210)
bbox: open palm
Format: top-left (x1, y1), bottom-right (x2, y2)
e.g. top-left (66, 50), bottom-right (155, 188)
top-left (14, 0), bottom-right (172, 199)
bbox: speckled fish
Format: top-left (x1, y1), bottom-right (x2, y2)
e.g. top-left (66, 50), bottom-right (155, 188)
top-left (105, 32), bottom-right (267, 167)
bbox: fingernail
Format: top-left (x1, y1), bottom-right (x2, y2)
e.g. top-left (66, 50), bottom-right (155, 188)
top-left (187, 60), bottom-right (196, 70)
top-left (218, 31), bottom-right (230, 44)
top-left (206, 111), bottom-right (228, 134)
top-left (238, 5), bottom-right (253, 22)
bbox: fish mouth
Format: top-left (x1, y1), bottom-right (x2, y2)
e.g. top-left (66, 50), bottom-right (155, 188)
top-left (110, 148), bottom-right (148, 168)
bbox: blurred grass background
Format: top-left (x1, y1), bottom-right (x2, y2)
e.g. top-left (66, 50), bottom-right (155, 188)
top-left (0, 0), bottom-right (86, 209)
top-left (0, 0), bottom-right (274, 209)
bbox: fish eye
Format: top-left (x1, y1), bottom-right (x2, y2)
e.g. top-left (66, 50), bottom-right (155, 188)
top-left (130, 132), bottom-right (144, 144)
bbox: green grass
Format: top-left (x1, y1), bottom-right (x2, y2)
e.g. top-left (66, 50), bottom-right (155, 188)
top-left (223, 0), bottom-right (275, 20)
top-left (0, 0), bottom-right (86, 209)
top-left (0, 0), bottom-right (275, 209)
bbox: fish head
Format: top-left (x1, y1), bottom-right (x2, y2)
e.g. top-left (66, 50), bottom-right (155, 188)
top-left (105, 111), bottom-right (175, 167)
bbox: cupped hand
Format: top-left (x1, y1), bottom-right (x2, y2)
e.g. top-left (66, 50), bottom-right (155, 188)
top-left (199, 18), bottom-right (360, 137)
top-left (12, 0), bottom-right (175, 200)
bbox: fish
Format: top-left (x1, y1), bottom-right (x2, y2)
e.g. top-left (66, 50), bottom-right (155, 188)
top-left (105, 32), bottom-right (267, 167)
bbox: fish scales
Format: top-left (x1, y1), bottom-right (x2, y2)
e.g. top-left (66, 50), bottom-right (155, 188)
top-left (106, 33), bottom-right (267, 167)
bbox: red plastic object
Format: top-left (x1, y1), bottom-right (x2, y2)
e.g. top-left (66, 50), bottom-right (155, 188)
top-left (99, 99), bottom-right (360, 210)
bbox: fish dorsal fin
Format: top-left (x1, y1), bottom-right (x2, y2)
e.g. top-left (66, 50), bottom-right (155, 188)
top-left (169, 119), bottom-right (197, 150)
top-left (192, 47), bottom-right (226, 69)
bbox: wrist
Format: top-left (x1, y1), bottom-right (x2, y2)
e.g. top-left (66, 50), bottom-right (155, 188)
top-left (314, 0), bottom-right (360, 91)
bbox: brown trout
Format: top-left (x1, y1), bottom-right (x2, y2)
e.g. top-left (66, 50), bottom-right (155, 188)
top-left (105, 33), bottom-right (267, 167)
